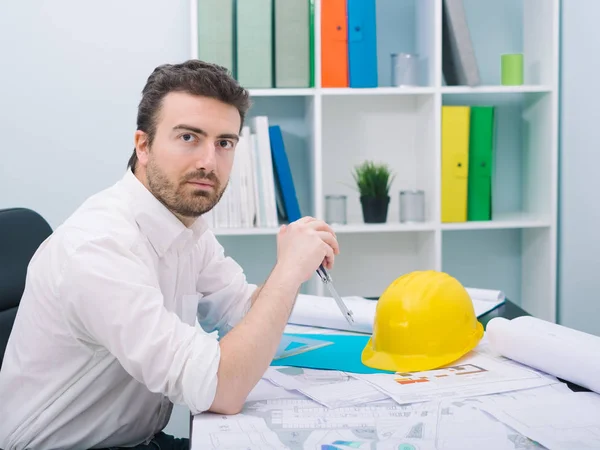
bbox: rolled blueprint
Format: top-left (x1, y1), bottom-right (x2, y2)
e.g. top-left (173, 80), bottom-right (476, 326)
top-left (487, 316), bottom-right (600, 394)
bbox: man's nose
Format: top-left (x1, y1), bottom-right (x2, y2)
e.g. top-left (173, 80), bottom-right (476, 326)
top-left (194, 142), bottom-right (217, 173)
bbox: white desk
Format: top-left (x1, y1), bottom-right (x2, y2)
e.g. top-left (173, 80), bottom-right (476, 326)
top-left (190, 305), bottom-right (597, 449)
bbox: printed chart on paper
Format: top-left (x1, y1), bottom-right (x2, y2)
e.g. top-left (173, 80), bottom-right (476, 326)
top-left (192, 390), bottom-right (544, 450)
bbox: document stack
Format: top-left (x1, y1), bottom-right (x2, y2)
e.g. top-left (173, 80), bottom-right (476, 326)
top-left (203, 116), bottom-right (302, 230)
top-left (193, 291), bottom-right (600, 449)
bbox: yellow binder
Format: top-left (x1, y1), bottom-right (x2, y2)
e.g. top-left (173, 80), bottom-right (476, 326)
top-left (441, 106), bottom-right (471, 222)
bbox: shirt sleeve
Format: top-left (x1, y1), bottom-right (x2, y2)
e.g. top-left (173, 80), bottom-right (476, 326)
top-left (58, 236), bottom-right (219, 415)
top-left (195, 230), bottom-right (257, 337)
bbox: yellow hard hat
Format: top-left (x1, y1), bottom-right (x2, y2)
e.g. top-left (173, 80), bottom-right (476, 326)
top-left (361, 270), bottom-right (483, 372)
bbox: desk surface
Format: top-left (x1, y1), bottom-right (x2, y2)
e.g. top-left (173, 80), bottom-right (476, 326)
top-left (191, 298), bottom-right (571, 448)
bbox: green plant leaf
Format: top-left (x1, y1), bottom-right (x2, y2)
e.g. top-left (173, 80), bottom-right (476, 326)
top-left (351, 160), bottom-right (395, 198)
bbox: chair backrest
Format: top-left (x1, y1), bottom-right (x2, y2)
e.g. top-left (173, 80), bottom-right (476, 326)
top-left (0, 208), bottom-right (52, 369)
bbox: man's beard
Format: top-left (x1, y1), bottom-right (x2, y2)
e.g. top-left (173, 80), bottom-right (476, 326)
top-left (146, 157), bottom-right (226, 218)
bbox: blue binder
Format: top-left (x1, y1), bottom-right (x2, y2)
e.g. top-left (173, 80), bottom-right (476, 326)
top-left (347, 0), bottom-right (378, 88)
top-left (269, 125), bottom-right (302, 222)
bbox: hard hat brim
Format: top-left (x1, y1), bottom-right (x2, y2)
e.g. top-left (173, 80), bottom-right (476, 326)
top-left (360, 321), bottom-right (484, 373)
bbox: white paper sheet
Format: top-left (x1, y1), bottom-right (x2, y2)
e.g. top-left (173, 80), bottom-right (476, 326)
top-left (472, 297), bottom-right (504, 317)
top-left (487, 315), bottom-right (600, 394)
top-left (192, 374), bottom-right (440, 450)
top-left (192, 372), bottom-right (548, 450)
top-left (289, 288), bottom-right (505, 334)
top-left (288, 295), bottom-right (377, 333)
top-left (352, 349), bottom-right (559, 406)
top-left (476, 387), bottom-right (600, 449)
top-left (466, 287), bottom-right (505, 303)
top-left (435, 398), bottom-right (545, 450)
top-left (263, 366), bottom-right (389, 408)
top-left (191, 412), bottom-right (289, 450)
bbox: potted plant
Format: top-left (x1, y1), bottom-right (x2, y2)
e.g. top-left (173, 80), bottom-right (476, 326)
top-left (352, 161), bottom-right (395, 223)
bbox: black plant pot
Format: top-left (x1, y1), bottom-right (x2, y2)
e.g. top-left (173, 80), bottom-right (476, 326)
top-left (360, 196), bottom-right (390, 223)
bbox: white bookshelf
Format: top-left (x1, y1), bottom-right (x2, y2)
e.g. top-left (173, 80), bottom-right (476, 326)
top-left (191, 0), bottom-right (560, 322)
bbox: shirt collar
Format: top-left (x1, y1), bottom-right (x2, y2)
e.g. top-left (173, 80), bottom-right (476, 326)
top-left (119, 169), bottom-right (208, 256)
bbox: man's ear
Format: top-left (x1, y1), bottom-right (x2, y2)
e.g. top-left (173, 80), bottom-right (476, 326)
top-left (134, 130), bottom-right (150, 168)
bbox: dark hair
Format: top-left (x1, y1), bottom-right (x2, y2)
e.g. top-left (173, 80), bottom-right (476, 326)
top-left (128, 59), bottom-right (251, 172)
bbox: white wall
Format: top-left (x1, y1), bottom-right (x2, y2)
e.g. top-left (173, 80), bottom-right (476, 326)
top-left (0, 0), bottom-right (191, 229)
top-left (558, 0), bottom-right (600, 334)
top-left (0, 1), bottom-right (194, 437)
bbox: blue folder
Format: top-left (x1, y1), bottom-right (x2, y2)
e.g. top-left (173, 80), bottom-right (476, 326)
top-left (269, 125), bottom-right (302, 222)
top-left (347, 0), bottom-right (378, 88)
top-left (271, 333), bottom-right (393, 374)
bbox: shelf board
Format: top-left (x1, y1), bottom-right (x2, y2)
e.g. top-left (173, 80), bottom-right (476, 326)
top-left (247, 86), bottom-right (551, 97)
top-left (441, 85), bottom-right (553, 94)
top-left (211, 227), bottom-right (279, 236)
top-left (441, 213), bottom-right (552, 231)
top-left (321, 86), bottom-right (435, 96)
top-left (211, 222), bottom-right (437, 236)
top-left (332, 222), bottom-right (436, 234)
top-left (211, 215), bottom-right (551, 235)
top-left (248, 88), bottom-right (315, 97)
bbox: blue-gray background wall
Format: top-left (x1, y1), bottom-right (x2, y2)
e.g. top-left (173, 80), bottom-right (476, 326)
top-left (0, 0), bottom-right (191, 229)
top-left (558, 0), bottom-right (600, 335)
top-left (0, 0), bottom-right (193, 438)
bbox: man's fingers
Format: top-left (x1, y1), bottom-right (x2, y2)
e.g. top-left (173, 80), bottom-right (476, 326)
top-left (322, 244), bottom-right (335, 270)
top-left (317, 231), bottom-right (340, 255)
top-left (295, 216), bottom-right (317, 225)
top-left (307, 219), bottom-right (337, 238)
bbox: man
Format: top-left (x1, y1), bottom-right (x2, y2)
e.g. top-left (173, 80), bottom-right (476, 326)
top-left (0, 60), bottom-right (340, 450)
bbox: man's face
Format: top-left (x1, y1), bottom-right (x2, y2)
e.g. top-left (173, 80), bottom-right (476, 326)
top-left (136, 92), bottom-right (241, 222)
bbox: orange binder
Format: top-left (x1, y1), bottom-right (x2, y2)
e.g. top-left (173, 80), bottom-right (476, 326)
top-left (321, 0), bottom-right (348, 87)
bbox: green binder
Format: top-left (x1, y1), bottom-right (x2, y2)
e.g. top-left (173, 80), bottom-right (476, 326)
top-left (274, 0), bottom-right (310, 87)
top-left (309, 0), bottom-right (315, 87)
top-left (236, 0), bottom-right (273, 88)
top-left (467, 106), bottom-right (495, 221)
top-left (197, 0), bottom-right (234, 73)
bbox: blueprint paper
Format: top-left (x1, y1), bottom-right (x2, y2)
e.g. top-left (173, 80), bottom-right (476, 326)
top-left (354, 350), bottom-right (559, 405)
top-left (289, 295), bottom-right (377, 333)
top-left (192, 373), bottom-right (547, 450)
top-left (472, 297), bottom-right (504, 317)
top-left (477, 388), bottom-right (600, 449)
top-left (465, 287), bottom-right (505, 302)
top-left (271, 334), bottom-right (391, 374)
top-left (245, 379), bottom-right (306, 403)
top-left (435, 398), bottom-right (545, 450)
top-left (193, 398), bottom-right (440, 450)
top-left (487, 316), bottom-right (600, 394)
top-left (263, 366), bottom-right (389, 408)
top-left (283, 323), bottom-right (362, 335)
top-left (289, 290), bottom-right (503, 334)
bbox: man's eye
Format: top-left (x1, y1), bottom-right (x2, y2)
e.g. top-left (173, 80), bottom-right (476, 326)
top-left (218, 140), bottom-right (234, 149)
top-left (181, 134), bottom-right (196, 143)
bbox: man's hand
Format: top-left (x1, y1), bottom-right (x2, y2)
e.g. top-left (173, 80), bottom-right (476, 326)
top-left (209, 216), bottom-right (340, 415)
top-left (275, 217), bottom-right (340, 285)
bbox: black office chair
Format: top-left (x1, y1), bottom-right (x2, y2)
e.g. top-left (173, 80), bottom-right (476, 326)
top-left (0, 208), bottom-right (52, 370)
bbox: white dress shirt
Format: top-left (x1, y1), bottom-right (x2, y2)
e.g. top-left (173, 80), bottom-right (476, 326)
top-left (0, 169), bottom-right (256, 450)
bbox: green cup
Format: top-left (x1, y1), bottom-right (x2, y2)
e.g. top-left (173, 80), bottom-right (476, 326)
top-left (501, 53), bottom-right (524, 85)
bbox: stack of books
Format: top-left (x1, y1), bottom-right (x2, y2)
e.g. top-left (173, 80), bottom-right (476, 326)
top-left (204, 116), bottom-right (302, 229)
